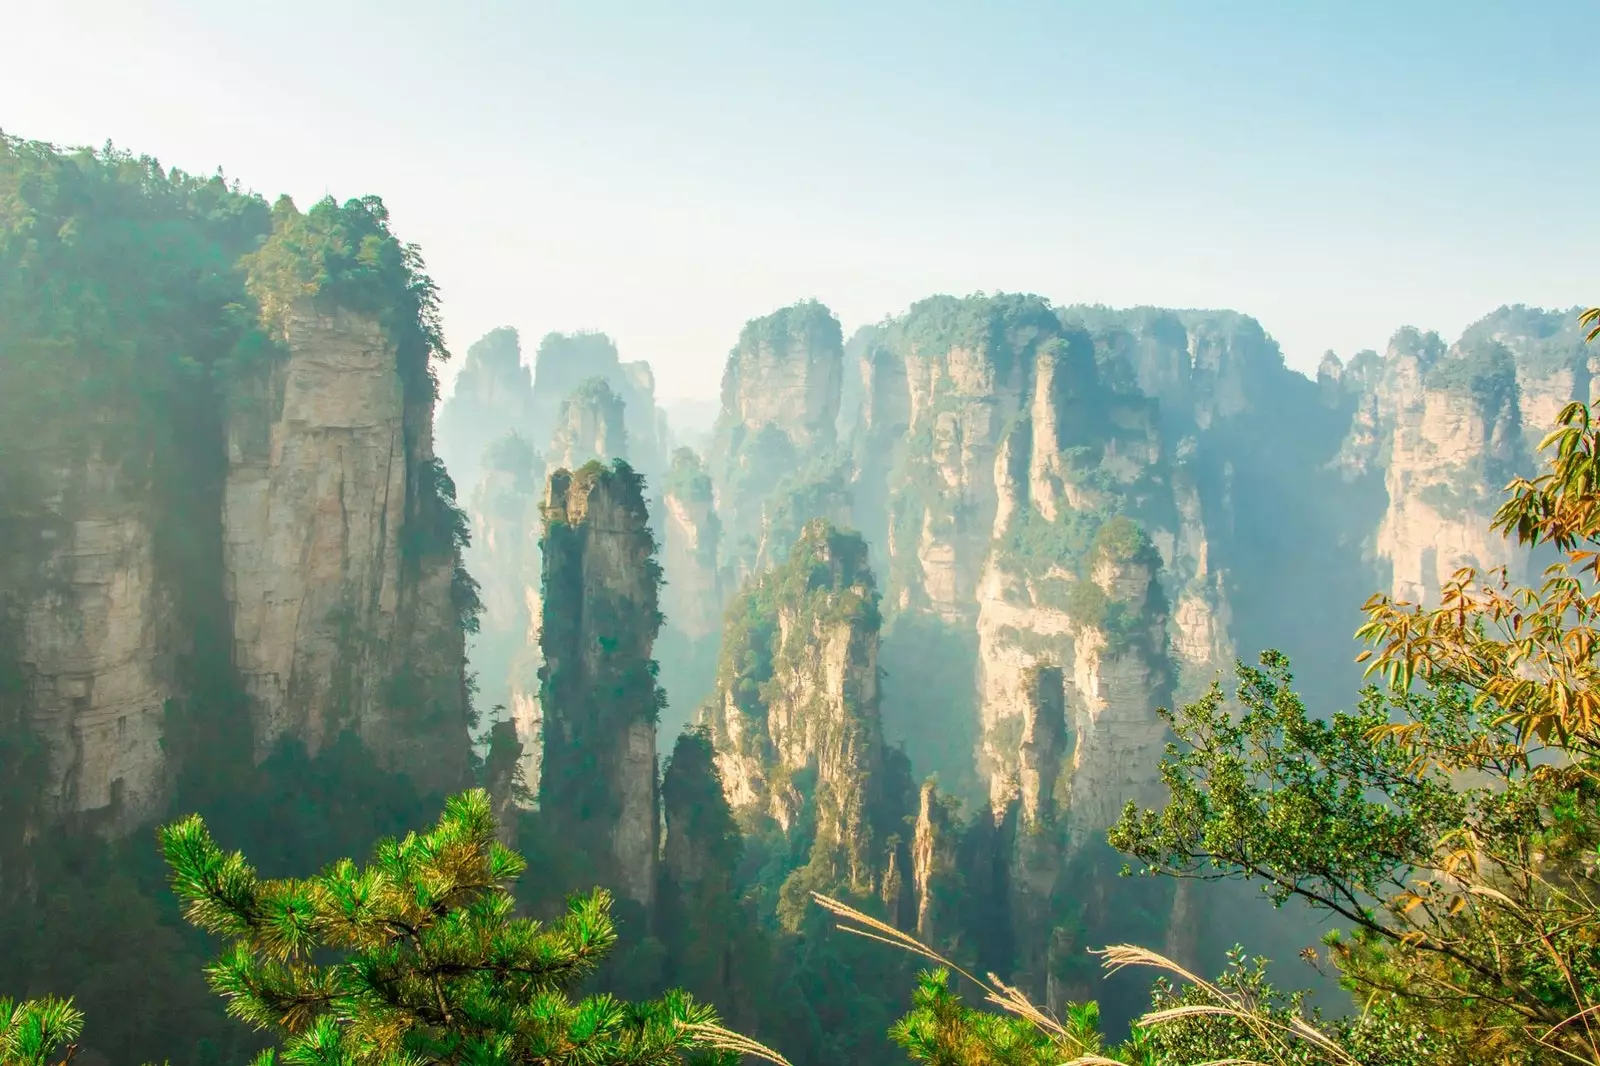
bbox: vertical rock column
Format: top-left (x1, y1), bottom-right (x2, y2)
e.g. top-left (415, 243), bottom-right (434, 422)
top-left (537, 460), bottom-right (662, 909)
top-left (222, 303), bottom-right (471, 790)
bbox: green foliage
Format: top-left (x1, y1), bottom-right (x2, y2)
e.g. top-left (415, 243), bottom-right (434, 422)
top-left (890, 969), bottom-right (1129, 1066)
top-left (734, 301), bottom-right (842, 361)
top-left (1109, 651), bottom-right (1464, 912)
top-left (159, 789), bottom-right (738, 1066)
top-left (1424, 338), bottom-right (1521, 427)
top-left (1459, 304), bottom-right (1591, 377)
top-left (895, 293), bottom-right (1059, 372)
top-left (242, 193), bottom-right (447, 401)
top-left (1110, 649), bottom-right (1600, 1061)
top-left (0, 996), bottom-right (84, 1066)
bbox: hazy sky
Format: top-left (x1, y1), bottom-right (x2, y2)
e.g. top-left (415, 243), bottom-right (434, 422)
top-left (6, 2), bottom-right (1596, 402)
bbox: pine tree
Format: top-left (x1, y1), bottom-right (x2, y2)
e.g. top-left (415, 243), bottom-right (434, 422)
top-left (157, 788), bottom-right (750, 1066)
top-left (0, 996), bottom-right (82, 1066)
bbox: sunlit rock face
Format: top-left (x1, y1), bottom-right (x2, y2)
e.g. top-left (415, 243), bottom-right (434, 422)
top-left (536, 460), bottom-right (662, 909)
top-left (222, 303), bottom-right (471, 792)
top-left (701, 521), bottom-right (907, 904)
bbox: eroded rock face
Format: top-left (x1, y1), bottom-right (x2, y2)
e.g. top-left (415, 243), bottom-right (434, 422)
top-left (8, 451), bottom-right (175, 834)
top-left (537, 460), bottom-right (662, 909)
top-left (702, 521), bottom-right (897, 899)
top-left (661, 449), bottom-right (722, 642)
top-left (548, 377), bottom-right (627, 472)
top-left (466, 432), bottom-right (545, 797)
top-left (435, 326), bottom-right (533, 495)
top-left (717, 302), bottom-right (844, 454)
top-left (222, 304), bottom-right (471, 790)
top-left (531, 333), bottom-right (666, 485)
top-left (710, 302), bottom-right (847, 579)
top-left (1337, 327), bottom-right (1528, 605)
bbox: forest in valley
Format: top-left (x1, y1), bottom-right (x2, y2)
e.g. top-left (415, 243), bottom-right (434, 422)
top-left (3, 102), bottom-right (1600, 1066)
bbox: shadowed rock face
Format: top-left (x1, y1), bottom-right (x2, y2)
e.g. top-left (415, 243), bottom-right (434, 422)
top-left (8, 446), bottom-right (178, 834)
top-left (537, 460), bottom-right (662, 909)
top-left (661, 448), bottom-right (722, 642)
top-left (223, 303), bottom-right (472, 793)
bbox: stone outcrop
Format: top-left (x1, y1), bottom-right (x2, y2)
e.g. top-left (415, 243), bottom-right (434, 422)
top-left (661, 448), bottom-right (722, 642)
top-left (5, 448), bottom-right (176, 834)
top-left (531, 332), bottom-right (666, 485)
top-left (710, 302), bottom-right (847, 579)
top-left (435, 327), bottom-right (534, 495)
top-left (548, 376), bottom-right (628, 471)
top-left (466, 431), bottom-right (545, 796)
top-left (872, 296), bottom-right (1044, 619)
top-left (701, 520), bottom-right (906, 906)
top-left (222, 303), bottom-right (472, 791)
top-left (716, 302), bottom-right (844, 454)
top-left (1333, 326), bottom-right (1528, 605)
top-left (537, 460), bottom-right (662, 909)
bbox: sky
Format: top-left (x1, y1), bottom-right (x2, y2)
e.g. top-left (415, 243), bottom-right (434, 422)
top-left (5, 1), bottom-right (1597, 404)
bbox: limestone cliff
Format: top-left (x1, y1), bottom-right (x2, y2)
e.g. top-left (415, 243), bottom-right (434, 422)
top-left (537, 460), bottom-right (662, 909)
top-left (1333, 326), bottom-right (1528, 604)
top-left (0, 184), bottom-right (477, 846)
top-left (870, 296), bottom-right (1043, 619)
top-left (548, 376), bottom-right (628, 471)
top-left (701, 520), bottom-right (908, 910)
top-left (222, 302), bottom-right (474, 791)
top-left (661, 448), bottom-right (722, 642)
top-left (435, 326), bottom-right (534, 495)
top-left (465, 432), bottom-right (545, 795)
top-left (710, 302), bottom-right (847, 579)
top-left (531, 332), bottom-right (666, 484)
top-left (4, 447), bottom-right (178, 834)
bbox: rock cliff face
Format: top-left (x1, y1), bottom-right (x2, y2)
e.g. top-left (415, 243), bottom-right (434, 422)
top-left (548, 376), bottom-right (628, 471)
top-left (1333, 326), bottom-right (1527, 605)
top-left (537, 460), bottom-right (662, 909)
top-left (711, 302), bottom-right (846, 579)
top-left (661, 449), bottom-right (723, 642)
top-left (435, 327), bottom-right (533, 495)
top-left (222, 303), bottom-right (472, 790)
top-left (0, 187), bottom-right (477, 849)
top-left (869, 297), bottom-right (1043, 619)
top-left (702, 520), bottom-right (907, 907)
top-left (466, 432), bottom-right (545, 795)
top-left (531, 333), bottom-right (666, 485)
top-left (6, 449), bottom-right (177, 834)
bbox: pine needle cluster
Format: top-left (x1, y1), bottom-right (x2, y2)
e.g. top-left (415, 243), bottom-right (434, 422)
top-left (157, 789), bottom-right (739, 1066)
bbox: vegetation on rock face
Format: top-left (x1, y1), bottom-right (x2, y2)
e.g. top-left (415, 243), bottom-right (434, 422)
top-left (733, 300), bottom-right (843, 362)
top-left (243, 192), bottom-right (447, 401)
